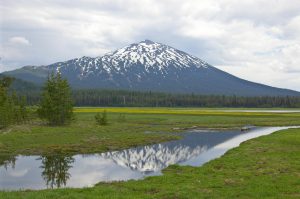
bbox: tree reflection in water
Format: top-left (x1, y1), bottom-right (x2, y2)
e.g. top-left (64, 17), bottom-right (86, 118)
top-left (39, 155), bottom-right (75, 188)
top-left (0, 155), bottom-right (17, 170)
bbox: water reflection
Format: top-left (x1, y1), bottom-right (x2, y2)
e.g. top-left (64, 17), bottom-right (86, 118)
top-left (98, 131), bottom-right (244, 174)
top-left (97, 130), bottom-right (238, 173)
top-left (0, 156), bottom-right (17, 170)
top-left (39, 155), bottom-right (74, 188)
top-left (100, 144), bottom-right (208, 174)
top-left (0, 127), bottom-right (296, 190)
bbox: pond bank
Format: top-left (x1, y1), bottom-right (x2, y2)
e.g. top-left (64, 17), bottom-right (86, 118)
top-left (1, 126), bottom-right (298, 190)
top-left (1, 127), bottom-right (300, 198)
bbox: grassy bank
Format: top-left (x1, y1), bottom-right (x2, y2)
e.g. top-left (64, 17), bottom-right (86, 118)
top-left (1, 127), bottom-right (300, 198)
top-left (1, 108), bottom-right (300, 159)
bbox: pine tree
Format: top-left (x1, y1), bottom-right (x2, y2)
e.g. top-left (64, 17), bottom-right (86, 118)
top-left (0, 76), bottom-right (30, 128)
top-left (38, 72), bottom-right (73, 125)
top-left (0, 77), bottom-right (13, 128)
top-left (19, 96), bottom-right (28, 123)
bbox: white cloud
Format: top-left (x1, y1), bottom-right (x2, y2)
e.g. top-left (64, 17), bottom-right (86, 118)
top-left (0, 0), bottom-right (300, 90)
top-left (0, 36), bottom-right (32, 71)
top-left (9, 36), bottom-right (31, 46)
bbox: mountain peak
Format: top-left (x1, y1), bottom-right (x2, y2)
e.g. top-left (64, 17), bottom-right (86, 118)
top-left (139, 39), bottom-right (156, 45)
top-left (101, 39), bottom-right (208, 73)
top-left (4, 40), bottom-right (300, 96)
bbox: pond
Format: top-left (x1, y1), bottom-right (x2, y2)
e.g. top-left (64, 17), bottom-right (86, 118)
top-left (0, 126), bottom-right (296, 190)
top-left (223, 110), bottom-right (300, 113)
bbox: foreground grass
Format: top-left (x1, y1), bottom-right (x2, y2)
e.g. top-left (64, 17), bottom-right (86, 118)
top-left (1, 108), bottom-right (300, 159)
top-left (1, 127), bottom-right (300, 198)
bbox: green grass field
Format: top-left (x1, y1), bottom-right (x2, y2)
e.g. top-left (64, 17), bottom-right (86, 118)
top-left (1, 108), bottom-right (300, 198)
top-left (1, 108), bottom-right (300, 157)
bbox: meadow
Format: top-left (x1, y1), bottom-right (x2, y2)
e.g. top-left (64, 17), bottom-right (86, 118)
top-left (1, 107), bottom-right (300, 158)
top-left (1, 107), bottom-right (300, 198)
top-left (2, 128), bottom-right (299, 198)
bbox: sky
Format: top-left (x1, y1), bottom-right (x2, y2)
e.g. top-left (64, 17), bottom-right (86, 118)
top-left (1, 0), bottom-right (300, 91)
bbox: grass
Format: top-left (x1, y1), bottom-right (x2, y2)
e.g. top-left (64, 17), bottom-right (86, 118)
top-left (1, 127), bottom-right (300, 198)
top-left (1, 108), bottom-right (300, 198)
top-left (1, 108), bottom-right (300, 158)
top-left (74, 107), bottom-right (300, 116)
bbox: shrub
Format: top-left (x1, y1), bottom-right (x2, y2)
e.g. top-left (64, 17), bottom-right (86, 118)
top-left (117, 113), bottom-right (126, 122)
top-left (95, 110), bottom-right (108, 125)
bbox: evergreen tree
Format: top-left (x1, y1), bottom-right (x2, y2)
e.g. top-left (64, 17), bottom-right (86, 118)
top-left (0, 76), bottom-right (29, 128)
top-left (12, 86), bottom-right (300, 108)
top-left (38, 73), bottom-right (73, 125)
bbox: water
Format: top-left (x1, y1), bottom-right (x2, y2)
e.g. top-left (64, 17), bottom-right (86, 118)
top-left (223, 110), bottom-right (300, 113)
top-left (0, 126), bottom-right (296, 190)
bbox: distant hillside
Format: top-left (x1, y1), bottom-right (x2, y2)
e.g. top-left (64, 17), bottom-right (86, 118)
top-left (0, 74), bottom-right (40, 92)
top-left (1, 74), bottom-right (299, 108)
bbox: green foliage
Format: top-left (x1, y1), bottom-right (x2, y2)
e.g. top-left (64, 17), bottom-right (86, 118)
top-left (1, 109), bottom-right (300, 157)
top-left (0, 76), bottom-right (14, 89)
top-left (117, 113), bottom-right (126, 122)
top-left (72, 90), bottom-right (300, 108)
top-left (95, 110), bottom-right (108, 125)
top-left (38, 72), bottom-right (74, 125)
top-left (21, 88), bottom-right (300, 108)
top-left (0, 76), bottom-right (29, 129)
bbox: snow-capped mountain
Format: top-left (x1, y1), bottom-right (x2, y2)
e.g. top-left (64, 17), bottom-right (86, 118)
top-left (53, 39), bottom-right (208, 78)
top-left (3, 40), bottom-right (300, 96)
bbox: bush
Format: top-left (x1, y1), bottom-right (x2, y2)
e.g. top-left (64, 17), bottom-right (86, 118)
top-left (95, 110), bottom-right (108, 125)
top-left (117, 113), bottom-right (126, 122)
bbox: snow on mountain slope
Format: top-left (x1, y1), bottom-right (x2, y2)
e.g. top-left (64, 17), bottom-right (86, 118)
top-left (3, 40), bottom-right (300, 96)
top-left (100, 39), bottom-right (208, 72)
top-left (50, 39), bottom-right (209, 78)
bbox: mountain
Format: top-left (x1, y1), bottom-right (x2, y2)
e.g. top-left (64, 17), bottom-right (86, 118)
top-left (2, 40), bottom-right (300, 96)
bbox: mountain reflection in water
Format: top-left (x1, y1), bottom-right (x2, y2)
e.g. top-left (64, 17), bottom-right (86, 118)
top-left (98, 131), bottom-right (239, 173)
top-left (1, 127), bottom-right (291, 190)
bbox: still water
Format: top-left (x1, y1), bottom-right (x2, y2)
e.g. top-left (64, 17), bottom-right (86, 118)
top-left (0, 126), bottom-right (296, 190)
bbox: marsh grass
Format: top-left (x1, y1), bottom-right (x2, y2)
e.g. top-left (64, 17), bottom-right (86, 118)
top-left (1, 108), bottom-right (300, 157)
top-left (1, 128), bottom-right (299, 198)
top-left (1, 108), bottom-right (300, 198)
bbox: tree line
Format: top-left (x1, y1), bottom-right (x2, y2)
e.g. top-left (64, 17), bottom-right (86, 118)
top-left (22, 89), bottom-right (300, 108)
top-left (0, 77), bottom-right (29, 128)
top-left (0, 73), bottom-right (73, 128)
top-left (2, 73), bottom-right (300, 129)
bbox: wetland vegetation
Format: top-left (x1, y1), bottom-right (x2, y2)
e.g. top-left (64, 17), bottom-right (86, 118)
top-left (1, 76), bottom-right (300, 198)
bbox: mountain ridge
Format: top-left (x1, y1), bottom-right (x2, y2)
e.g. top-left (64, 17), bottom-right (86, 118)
top-left (2, 40), bottom-right (300, 96)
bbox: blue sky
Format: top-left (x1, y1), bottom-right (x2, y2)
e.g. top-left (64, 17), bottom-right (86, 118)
top-left (1, 0), bottom-right (300, 90)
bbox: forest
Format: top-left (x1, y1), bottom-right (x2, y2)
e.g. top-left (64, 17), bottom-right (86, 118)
top-left (18, 89), bottom-right (300, 108)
